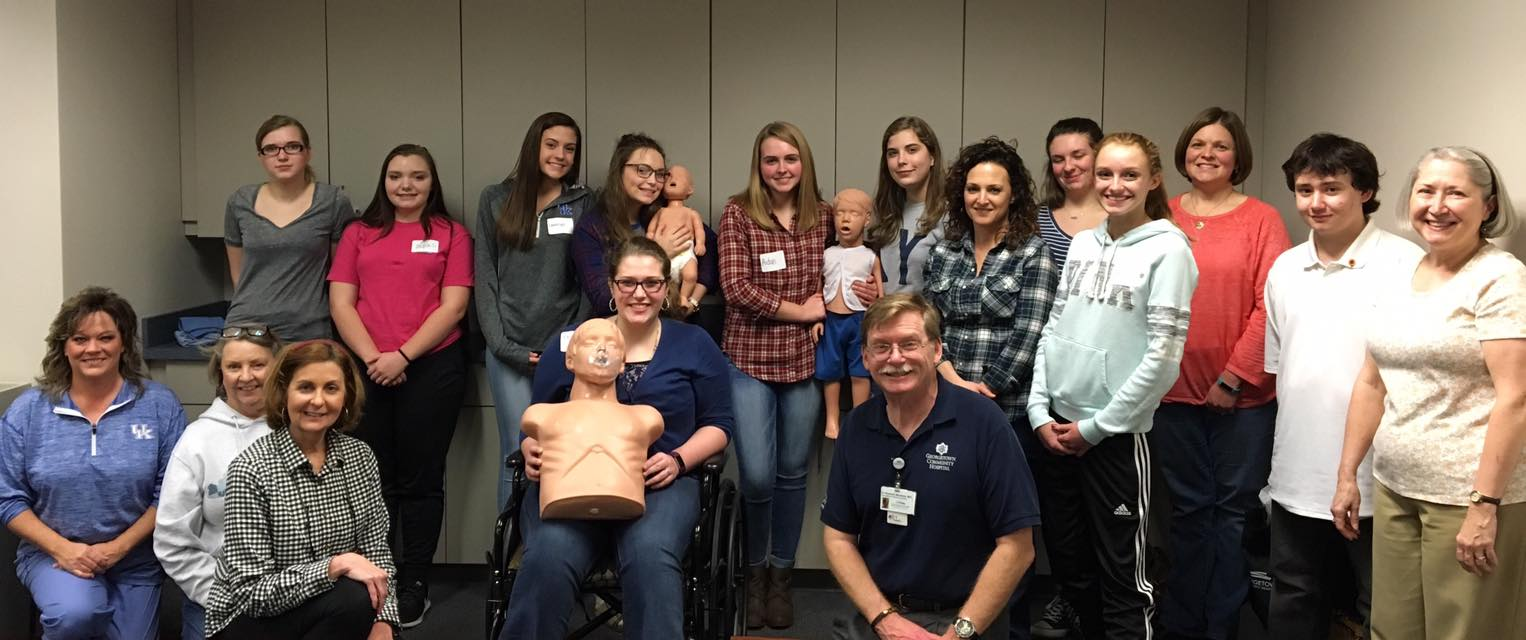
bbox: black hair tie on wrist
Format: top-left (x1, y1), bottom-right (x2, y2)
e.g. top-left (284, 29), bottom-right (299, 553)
top-left (397, 350), bottom-right (412, 364)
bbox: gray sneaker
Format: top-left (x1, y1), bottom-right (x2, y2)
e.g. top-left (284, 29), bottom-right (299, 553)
top-left (1031, 594), bottom-right (1079, 639)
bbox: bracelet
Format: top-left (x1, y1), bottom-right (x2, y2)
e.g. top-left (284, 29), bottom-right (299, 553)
top-left (870, 605), bottom-right (899, 628)
top-left (667, 450), bottom-right (687, 476)
top-left (397, 349), bottom-right (413, 364)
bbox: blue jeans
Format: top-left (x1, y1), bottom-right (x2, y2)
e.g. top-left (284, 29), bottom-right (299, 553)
top-left (500, 476), bottom-right (700, 640)
top-left (1151, 401), bottom-right (1276, 639)
top-left (182, 600), bottom-right (206, 639)
top-left (729, 365), bottom-right (822, 567)
top-left (17, 554), bottom-right (160, 640)
top-left (486, 351), bottom-right (533, 511)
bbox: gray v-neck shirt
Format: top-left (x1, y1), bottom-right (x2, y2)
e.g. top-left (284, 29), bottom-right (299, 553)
top-left (224, 182), bottom-right (355, 341)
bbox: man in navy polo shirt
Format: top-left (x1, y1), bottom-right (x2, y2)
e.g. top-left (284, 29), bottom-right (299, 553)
top-left (823, 293), bottom-right (1040, 639)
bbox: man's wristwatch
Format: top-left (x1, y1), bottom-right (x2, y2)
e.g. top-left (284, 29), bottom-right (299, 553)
top-left (1470, 490), bottom-right (1502, 506)
top-left (953, 616), bottom-right (977, 639)
top-left (1215, 375), bottom-right (1242, 395)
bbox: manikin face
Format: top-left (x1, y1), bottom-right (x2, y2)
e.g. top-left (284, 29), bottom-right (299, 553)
top-left (1094, 143), bottom-right (1160, 221)
top-left (221, 340), bottom-right (273, 419)
top-left (258, 125), bottom-right (311, 182)
top-left (539, 125), bottom-right (578, 181)
top-left (1409, 158), bottom-right (1494, 252)
top-left (66, 311), bottom-right (124, 383)
top-left (963, 162), bottom-right (1012, 234)
top-left (284, 361), bottom-right (346, 438)
top-left (1293, 171), bottom-right (1370, 240)
top-left (385, 154), bottom-right (433, 215)
top-left (834, 194), bottom-right (871, 247)
top-left (664, 166), bottom-right (694, 202)
top-left (759, 137), bottom-right (803, 196)
top-left (566, 319), bottom-right (626, 384)
top-left (863, 311), bottom-right (942, 398)
top-left (1049, 133), bottom-right (1096, 196)
top-left (885, 129), bottom-right (934, 192)
top-left (1184, 123), bottom-right (1236, 187)
top-left (622, 147), bottom-right (667, 206)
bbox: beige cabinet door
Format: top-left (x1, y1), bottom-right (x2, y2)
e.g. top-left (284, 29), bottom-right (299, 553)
top-left (326, 0), bottom-right (465, 218)
top-left (183, 0), bottom-right (328, 238)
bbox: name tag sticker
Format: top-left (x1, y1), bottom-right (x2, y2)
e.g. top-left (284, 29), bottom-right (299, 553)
top-left (759, 250), bottom-right (787, 273)
top-left (559, 330), bottom-right (574, 353)
top-left (880, 486), bottom-right (916, 515)
top-left (546, 217), bottom-right (574, 235)
top-left (411, 239), bottom-right (440, 253)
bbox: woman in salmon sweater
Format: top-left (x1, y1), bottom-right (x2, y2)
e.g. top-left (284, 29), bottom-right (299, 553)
top-left (1153, 107), bottom-right (1290, 640)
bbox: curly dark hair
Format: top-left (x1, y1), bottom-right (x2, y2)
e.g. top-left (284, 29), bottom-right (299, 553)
top-left (941, 136), bottom-right (1039, 249)
top-left (37, 287), bottom-right (148, 400)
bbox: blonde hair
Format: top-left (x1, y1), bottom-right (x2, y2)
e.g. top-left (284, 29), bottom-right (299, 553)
top-left (1097, 132), bottom-right (1173, 221)
top-left (732, 121), bottom-right (825, 232)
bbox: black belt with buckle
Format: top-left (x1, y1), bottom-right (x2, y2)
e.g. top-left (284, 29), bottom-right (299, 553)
top-left (893, 593), bottom-right (956, 613)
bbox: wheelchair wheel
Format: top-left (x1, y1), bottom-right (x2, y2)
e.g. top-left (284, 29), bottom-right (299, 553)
top-left (707, 479), bottom-right (746, 639)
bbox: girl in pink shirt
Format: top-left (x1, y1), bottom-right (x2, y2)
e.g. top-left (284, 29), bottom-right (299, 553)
top-left (328, 143), bottom-right (473, 628)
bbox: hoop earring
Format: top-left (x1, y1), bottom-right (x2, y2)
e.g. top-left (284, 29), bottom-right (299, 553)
top-left (609, 298), bottom-right (617, 313)
top-left (661, 297), bottom-right (671, 311)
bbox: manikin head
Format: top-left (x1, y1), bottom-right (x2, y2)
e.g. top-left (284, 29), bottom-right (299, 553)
top-left (664, 165), bottom-right (694, 204)
top-left (833, 188), bottom-right (873, 247)
top-left (566, 318), bottom-right (626, 385)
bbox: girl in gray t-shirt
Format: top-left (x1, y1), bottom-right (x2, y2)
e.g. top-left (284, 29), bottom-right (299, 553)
top-left (224, 115), bottom-right (355, 341)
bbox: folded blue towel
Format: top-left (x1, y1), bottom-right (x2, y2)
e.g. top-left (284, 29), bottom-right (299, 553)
top-left (174, 316), bottom-right (225, 348)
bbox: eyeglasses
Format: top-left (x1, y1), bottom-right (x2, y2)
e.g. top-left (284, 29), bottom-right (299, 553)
top-left (866, 339), bottom-right (928, 358)
top-left (613, 278), bottom-right (668, 294)
top-left (624, 163), bottom-right (671, 182)
top-left (222, 325), bottom-right (271, 339)
top-left (258, 142), bottom-right (307, 157)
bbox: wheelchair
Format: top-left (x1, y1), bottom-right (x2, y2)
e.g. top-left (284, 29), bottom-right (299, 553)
top-left (486, 450), bottom-right (746, 639)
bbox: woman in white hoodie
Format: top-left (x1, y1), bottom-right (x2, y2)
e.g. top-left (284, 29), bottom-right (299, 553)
top-left (153, 326), bottom-right (280, 639)
top-left (1027, 132), bottom-right (1198, 640)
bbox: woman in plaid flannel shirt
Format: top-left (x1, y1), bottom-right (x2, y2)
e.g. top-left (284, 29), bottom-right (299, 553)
top-left (718, 121), bottom-right (833, 631)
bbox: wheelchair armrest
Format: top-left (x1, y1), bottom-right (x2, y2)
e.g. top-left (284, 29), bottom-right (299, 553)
top-left (700, 450), bottom-right (727, 475)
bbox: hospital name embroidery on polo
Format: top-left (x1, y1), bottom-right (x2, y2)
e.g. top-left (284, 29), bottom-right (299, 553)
top-left (925, 441), bottom-right (956, 471)
top-left (130, 424), bottom-right (155, 439)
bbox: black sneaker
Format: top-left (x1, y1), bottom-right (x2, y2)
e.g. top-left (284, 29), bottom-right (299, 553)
top-left (1030, 594), bottom-right (1079, 639)
top-left (398, 580), bottom-right (431, 629)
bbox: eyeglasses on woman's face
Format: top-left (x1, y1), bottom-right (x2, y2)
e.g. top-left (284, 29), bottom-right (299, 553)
top-left (624, 163), bottom-right (670, 182)
top-left (258, 142), bottom-right (307, 157)
top-left (612, 277), bottom-right (668, 295)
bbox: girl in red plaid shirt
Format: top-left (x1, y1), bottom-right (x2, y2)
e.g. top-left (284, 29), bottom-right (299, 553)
top-left (718, 121), bottom-right (833, 631)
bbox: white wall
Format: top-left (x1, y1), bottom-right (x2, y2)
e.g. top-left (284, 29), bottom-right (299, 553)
top-left (1260, 0), bottom-right (1526, 256)
top-left (0, 0), bottom-right (64, 384)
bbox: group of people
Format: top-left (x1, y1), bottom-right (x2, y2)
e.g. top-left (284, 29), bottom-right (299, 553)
top-left (0, 104), bottom-right (1519, 640)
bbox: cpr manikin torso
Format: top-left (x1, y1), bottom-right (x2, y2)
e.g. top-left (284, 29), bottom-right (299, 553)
top-left (521, 319), bottom-right (663, 519)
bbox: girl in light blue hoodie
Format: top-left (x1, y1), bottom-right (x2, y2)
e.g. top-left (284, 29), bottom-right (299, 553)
top-left (1026, 132), bottom-right (1197, 639)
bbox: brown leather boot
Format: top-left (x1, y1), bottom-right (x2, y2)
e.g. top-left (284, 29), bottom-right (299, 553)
top-left (764, 565), bottom-right (793, 629)
top-left (746, 565), bottom-right (767, 629)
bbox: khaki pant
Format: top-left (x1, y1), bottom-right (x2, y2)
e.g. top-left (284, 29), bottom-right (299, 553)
top-left (1371, 482), bottom-right (1526, 639)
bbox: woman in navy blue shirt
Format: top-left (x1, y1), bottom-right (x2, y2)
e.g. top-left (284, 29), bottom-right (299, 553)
top-left (500, 236), bottom-right (733, 639)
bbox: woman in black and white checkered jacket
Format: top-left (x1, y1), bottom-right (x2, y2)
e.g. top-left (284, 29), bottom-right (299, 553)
top-left (206, 340), bottom-right (400, 640)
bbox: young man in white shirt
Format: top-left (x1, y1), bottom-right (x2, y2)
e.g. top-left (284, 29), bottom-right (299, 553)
top-left (1262, 133), bottom-right (1422, 638)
